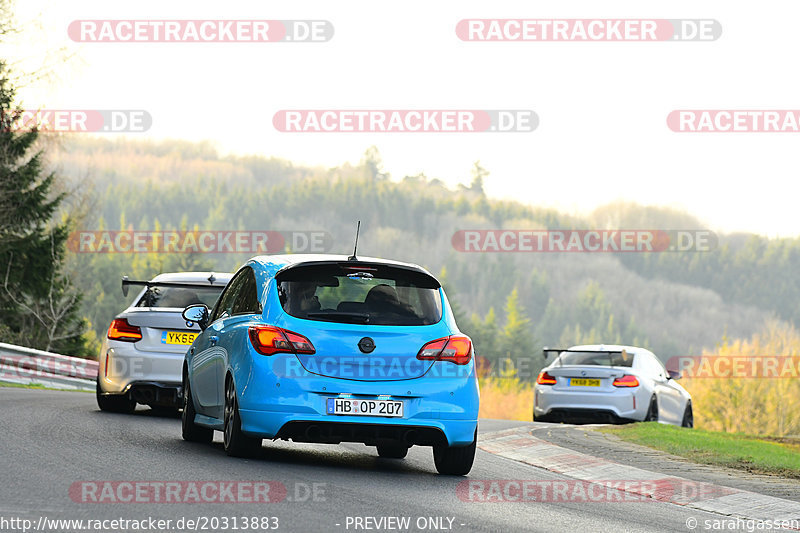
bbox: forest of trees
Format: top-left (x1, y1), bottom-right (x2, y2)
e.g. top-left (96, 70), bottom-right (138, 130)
top-left (2, 1), bottom-right (796, 436)
top-left (28, 136), bottom-right (794, 383)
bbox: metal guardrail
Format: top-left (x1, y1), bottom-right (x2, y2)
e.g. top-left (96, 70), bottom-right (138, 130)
top-left (0, 342), bottom-right (97, 392)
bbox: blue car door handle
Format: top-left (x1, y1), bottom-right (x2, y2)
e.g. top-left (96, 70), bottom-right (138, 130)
top-left (209, 335), bottom-right (219, 346)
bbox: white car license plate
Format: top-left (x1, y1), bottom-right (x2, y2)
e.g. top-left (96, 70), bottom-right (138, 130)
top-left (569, 378), bottom-right (601, 387)
top-left (161, 331), bottom-right (198, 345)
top-left (326, 398), bottom-right (404, 418)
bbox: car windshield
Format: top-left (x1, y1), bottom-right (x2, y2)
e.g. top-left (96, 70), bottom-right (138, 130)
top-left (276, 263), bottom-right (442, 326)
top-left (135, 285), bottom-right (224, 309)
top-left (556, 350), bottom-right (635, 368)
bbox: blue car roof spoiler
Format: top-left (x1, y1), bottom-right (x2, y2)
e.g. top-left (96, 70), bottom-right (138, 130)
top-left (273, 260), bottom-right (440, 287)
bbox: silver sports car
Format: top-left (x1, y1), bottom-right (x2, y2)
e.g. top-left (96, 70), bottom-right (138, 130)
top-left (533, 344), bottom-right (693, 427)
top-left (96, 272), bottom-right (231, 413)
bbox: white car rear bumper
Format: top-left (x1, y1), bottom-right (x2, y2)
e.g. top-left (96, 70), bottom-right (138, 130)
top-left (534, 385), bottom-right (651, 421)
top-left (98, 340), bottom-right (184, 394)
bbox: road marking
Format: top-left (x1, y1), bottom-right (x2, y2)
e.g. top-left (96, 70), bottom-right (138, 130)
top-left (479, 428), bottom-right (800, 521)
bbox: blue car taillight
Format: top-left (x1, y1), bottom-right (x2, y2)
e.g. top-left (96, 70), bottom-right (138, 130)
top-left (249, 326), bottom-right (315, 356)
top-left (416, 335), bottom-right (473, 365)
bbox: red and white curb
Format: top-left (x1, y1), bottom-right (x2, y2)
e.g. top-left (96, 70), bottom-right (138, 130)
top-left (478, 427), bottom-right (800, 523)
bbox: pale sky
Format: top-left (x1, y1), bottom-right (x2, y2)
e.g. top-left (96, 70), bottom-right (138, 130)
top-left (4, 1), bottom-right (800, 237)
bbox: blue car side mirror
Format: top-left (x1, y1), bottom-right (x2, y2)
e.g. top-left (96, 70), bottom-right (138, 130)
top-left (182, 304), bottom-right (210, 331)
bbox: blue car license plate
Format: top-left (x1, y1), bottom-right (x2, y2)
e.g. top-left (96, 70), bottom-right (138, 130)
top-left (326, 398), bottom-right (404, 417)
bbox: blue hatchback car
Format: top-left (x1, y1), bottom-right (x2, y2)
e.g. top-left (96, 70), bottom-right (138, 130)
top-left (181, 254), bottom-right (479, 475)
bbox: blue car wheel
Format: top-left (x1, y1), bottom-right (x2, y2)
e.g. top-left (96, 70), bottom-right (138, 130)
top-left (223, 377), bottom-right (262, 457)
top-left (182, 376), bottom-right (213, 443)
top-left (432, 428), bottom-right (477, 475)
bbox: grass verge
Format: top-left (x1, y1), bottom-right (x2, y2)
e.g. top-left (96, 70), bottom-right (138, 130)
top-left (0, 381), bottom-right (91, 392)
top-left (600, 422), bottom-right (800, 479)
top-left (478, 377), bottom-right (533, 421)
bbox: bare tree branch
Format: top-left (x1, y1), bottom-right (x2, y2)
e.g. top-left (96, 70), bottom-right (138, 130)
top-left (2, 234), bottom-right (87, 352)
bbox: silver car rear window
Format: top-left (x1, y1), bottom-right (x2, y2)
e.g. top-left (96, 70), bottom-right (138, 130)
top-left (136, 286), bottom-right (224, 309)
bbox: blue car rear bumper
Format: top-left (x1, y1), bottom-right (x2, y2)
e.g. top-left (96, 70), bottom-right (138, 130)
top-left (236, 355), bottom-right (479, 447)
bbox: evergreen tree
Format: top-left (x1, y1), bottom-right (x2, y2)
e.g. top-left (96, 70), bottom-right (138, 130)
top-left (438, 267), bottom-right (467, 327)
top-left (361, 146), bottom-right (388, 182)
top-left (499, 288), bottom-right (538, 378)
top-left (0, 61), bottom-right (89, 354)
top-left (466, 307), bottom-right (499, 364)
top-left (469, 161), bottom-right (488, 195)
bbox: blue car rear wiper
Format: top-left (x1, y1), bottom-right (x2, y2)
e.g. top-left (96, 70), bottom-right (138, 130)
top-left (306, 311), bottom-right (371, 324)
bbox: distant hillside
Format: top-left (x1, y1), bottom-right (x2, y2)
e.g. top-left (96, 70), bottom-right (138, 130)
top-left (49, 136), bottom-right (791, 367)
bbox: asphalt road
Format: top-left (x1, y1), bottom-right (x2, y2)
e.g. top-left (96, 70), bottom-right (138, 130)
top-left (1, 388), bottom-right (725, 533)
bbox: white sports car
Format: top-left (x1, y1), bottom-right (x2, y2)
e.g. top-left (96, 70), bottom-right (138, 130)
top-left (533, 344), bottom-right (693, 427)
top-left (96, 272), bottom-right (231, 413)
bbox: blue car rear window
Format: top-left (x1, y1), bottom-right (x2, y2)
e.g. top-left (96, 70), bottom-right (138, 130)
top-left (276, 263), bottom-right (443, 326)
